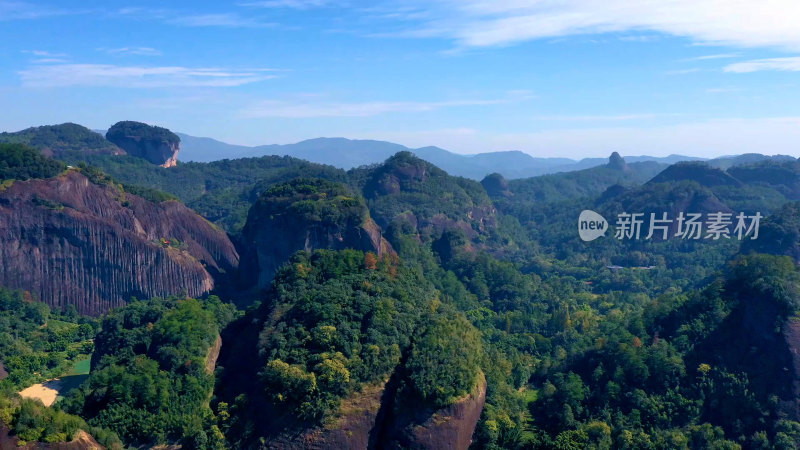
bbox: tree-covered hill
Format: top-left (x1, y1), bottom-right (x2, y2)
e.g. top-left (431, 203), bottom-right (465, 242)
top-left (0, 123), bottom-right (122, 156)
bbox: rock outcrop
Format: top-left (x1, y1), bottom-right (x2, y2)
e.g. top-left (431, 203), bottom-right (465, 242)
top-left (106, 121), bottom-right (180, 167)
top-left (238, 178), bottom-right (394, 290)
top-left (261, 374), bottom-right (487, 450)
top-left (386, 372), bottom-right (487, 450)
top-left (0, 170), bottom-right (239, 315)
top-left (480, 173), bottom-right (511, 198)
top-left (1, 423), bottom-right (104, 450)
top-left (266, 382), bottom-right (388, 450)
top-left (607, 151), bottom-right (629, 171)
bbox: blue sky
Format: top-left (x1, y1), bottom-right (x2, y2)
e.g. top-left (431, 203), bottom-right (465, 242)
top-left (2, 0), bottom-right (800, 157)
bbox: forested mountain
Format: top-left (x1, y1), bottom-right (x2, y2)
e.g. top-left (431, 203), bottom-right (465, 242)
top-left (2, 133), bottom-right (800, 449)
top-left (0, 124), bottom-right (123, 157)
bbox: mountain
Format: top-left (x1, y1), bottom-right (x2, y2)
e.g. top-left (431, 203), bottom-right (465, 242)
top-left (217, 248), bottom-right (484, 449)
top-left (0, 123), bottom-right (123, 157)
top-left (647, 161), bottom-right (743, 187)
top-left (175, 132), bottom-right (251, 161)
top-left (728, 159), bottom-right (800, 200)
top-left (237, 178), bottom-right (394, 291)
top-left (106, 121), bottom-right (181, 168)
top-left (709, 153), bottom-right (796, 170)
top-left (353, 151), bottom-right (498, 243)
top-left (175, 133), bottom-right (703, 180)
top-left (0, 148), bottom-right (239, 315)
top-left (497, 153), bottom-right (668, 204)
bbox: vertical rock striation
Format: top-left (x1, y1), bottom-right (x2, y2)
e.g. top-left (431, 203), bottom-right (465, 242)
top-left (0, 170), bottom-right (238, 315)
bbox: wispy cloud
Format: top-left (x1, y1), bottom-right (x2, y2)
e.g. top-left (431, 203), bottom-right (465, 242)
top-left (706, 87), bottom-right (741, 93)
top-left (102, 47), bottom-right (163, 56)
top-left (665, 68), bottom-right (701, 75)
top-left (0, 1), bottom-right (72, 20)
top-left (385, 0), bottom-right (800, 51)
top-left (23, 50), bottom-right (67, 57)
top-left (169, 13), bottom-right (276, 28)
top-left (240, 92), bottom-right (532, 118)
top-left (31, 58), bottom-right (68, 63)
top-left (684, 53), bottom-right (741, 61)
top-left (19, 63), bottom-right (281, 88)
top-left (532, 114), bottom-right (661, 121)
top-left (239, 0), bottom-right (332, 9)
top-left (724, 56), bottom-right (800, 73)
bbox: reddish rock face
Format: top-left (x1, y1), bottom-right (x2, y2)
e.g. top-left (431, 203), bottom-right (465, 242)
top-left (385, 373), bottom-right (487, 450)
top-left (0, 170), bottom-right (239, 315)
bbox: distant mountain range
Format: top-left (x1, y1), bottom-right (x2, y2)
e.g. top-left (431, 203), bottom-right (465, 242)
top-left (172, 132), bottom-right (715, 180)
top-left (4, 124), bottom-right (795, 180)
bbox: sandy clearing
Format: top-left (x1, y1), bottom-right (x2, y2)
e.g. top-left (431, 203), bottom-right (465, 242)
top-left (18, 379), bottom-right (63, 407)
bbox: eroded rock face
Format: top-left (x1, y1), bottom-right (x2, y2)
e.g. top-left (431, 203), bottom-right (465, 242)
top-left (238, 178), bottom-right (394, 291)
top-left (105, 121), bottom-right (180, 167)
top-left (385, 373), bottom-right (487, 450)
top-left (0, 170), bottom-right (239, 315)
top-left (263, 374), bottom-right (487, 450)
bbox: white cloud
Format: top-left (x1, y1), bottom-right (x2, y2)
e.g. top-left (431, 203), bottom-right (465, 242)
top-left (18, 64), bottom-right (280, 88)
top-left (724, 56), bottom-right (800, 73)
top-left (104, 47), bottom-right (162, 56)
top-left (392, 0), bottom-right (800, 51)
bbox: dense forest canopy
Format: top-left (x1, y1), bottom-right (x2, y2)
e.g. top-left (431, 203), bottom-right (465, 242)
top-left (0, 123), bottom-right (119, 155)
top-left (0, 143), bottom-right (66, 182)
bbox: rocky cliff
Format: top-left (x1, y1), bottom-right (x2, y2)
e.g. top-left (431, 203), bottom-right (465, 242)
top-left (0, 170), bottom-right (239, 315)
top-left (238, 178), bottom-right (394, 290)
top-left (261, 374), bottom-right (487, 450)
top-left (106, 121), bottom-right (180, 167)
